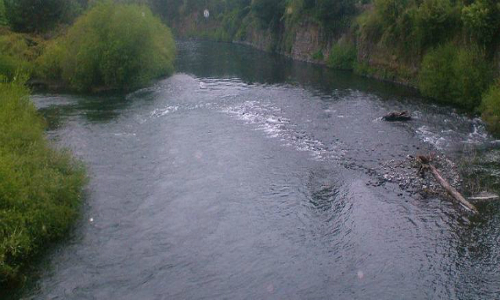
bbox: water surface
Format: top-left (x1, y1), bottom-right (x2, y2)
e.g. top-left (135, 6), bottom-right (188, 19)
top-left (24, 41), bottom-right (500, 299)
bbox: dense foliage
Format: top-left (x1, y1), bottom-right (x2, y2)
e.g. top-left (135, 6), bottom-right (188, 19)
top-left (0, 0), bottom-right (7, 26)
top-left (327, 42), bottom-right (356, 70)
top-left (0, 78), bottom-right (86, 285)
top-left (0, 30), bottom-right (44, 80)
top-left (37, 2), bottom-right (176, 91)
top-left (149, 0), bottom-right (357, 36)
top-left (418, 44), bottom-right (492, 109)
top-left (3, 0), bottom-right (83, 32)
top-left (481, 82), bottom-right (500, 134)
top-left (356, 0), bottom-right (500, 130)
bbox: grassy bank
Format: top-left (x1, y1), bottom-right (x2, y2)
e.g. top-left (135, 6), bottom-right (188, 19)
top-left (0, 0), bottom-right (178, 289)
top-left (0, 78), bottom-right (86, 286)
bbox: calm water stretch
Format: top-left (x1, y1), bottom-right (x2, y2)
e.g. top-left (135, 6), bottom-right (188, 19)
top-left (22, 41), bottom-right (500, 299)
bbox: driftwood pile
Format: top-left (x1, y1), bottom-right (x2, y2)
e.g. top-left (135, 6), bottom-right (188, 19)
top-left (381, 110), bottom-right (498, 214)
top-left (417, 155), bottom-right (479, 214)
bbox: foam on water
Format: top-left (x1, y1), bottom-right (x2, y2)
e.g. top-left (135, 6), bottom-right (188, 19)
top-left (151, 106), bottom-right (179, 117)
top-left (221, 100), bottom-right (346, 161)
top-left (416, 126), bottom-right (448, 150)
top-left (466, 119), bottom-right (489, 144)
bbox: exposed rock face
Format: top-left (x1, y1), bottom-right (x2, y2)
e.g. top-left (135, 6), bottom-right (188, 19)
top-left (235, 19), bottom-right (334, 65)
top-left (172, 11), bottom-right (499, 87)
top-left (171, 15), bottom-right (337, 65)
top-left (288, 21), bottom-right (332, 63)
top-left (234, 26), bottom-right (274, 52)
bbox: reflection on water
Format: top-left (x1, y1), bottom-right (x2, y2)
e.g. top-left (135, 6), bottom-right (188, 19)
top-left (18, 41), bottom-right (500, 300)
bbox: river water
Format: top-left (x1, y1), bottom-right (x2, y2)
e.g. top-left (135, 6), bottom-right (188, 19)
top-left (23, 41), bottom-right (500, 299)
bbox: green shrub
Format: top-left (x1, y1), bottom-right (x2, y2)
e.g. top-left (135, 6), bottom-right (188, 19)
top-left (34, 39), bottom-right (64, 80)
top-left (480, 82), bottom-right (500, 135)
top-left (313, 0), bottom-right (357, 30)
top-left (46, 1), bottom-right (176, 92)
top-left (0, 78), bottom-right (86, 285)
top-left (4, 0), bottom-right (82, 33)
top-left (450, 45), bottom-right (492, 109)
top-left (0, 54), bottom-right (30, 80)
top-left (374, 0), bottom-right (411, 29)
top-left (419, 43), bottom-right (492, 109)
top-left (327, 42), bottom-right (356, 70)
top-left (356, 9), bottom-right (384, 43)
top-left (462, 0), bottom-right (500, 45)
top-left (0, 31), bottom-right (39, 79)
top-left (0, 0), bottom-right (7, 26)
top-left (251, 0), bottom-right (285, 28)
top-left (414, 0), bottom-right (460, 48)
top-left (311, 49), bottom-right (324, 60)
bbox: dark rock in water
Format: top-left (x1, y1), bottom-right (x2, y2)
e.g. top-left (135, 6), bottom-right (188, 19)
top-left (383, 111), bottom-right (412, 122)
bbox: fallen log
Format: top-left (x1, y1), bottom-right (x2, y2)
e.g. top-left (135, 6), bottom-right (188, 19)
top-left (383, 111), bottom-right (412, 122)
top-left (468, 192), bottom-right (499, 201)
top-left (417, 156), bottom-right (479, 214)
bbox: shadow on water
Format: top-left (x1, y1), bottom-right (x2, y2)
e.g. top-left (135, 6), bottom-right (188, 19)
top-left (33, 93), bottom-right (136, 130)
top-left (176, 40), bottom-right (420, 100)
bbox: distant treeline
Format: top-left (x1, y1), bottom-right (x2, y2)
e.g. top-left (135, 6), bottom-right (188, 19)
top-left (0, 0), bottom-right (86, 32)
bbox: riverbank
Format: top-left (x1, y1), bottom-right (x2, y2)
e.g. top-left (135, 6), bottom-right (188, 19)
top-left (0, 79), bottom-right (87, 289)
top-left (164, 1), bottom-right (500, 136)
top-left (0, 2), bottom-right (176, 94)
top-left (0, 1), bottom-right (177, 290)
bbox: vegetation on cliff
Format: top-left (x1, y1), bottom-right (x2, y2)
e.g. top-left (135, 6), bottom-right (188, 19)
top-left (0, 0), bottom-right (7, 26)
top-left (0, 77), bottom-right (86, 285)
top-left (418, 43), bottom-right (492, 109)
top-left (355, 0), bottom-right (499, 133)
top-left (147, 0), bottom-right (500, 135)
top-left (3, 0), bottom-right (83, 33)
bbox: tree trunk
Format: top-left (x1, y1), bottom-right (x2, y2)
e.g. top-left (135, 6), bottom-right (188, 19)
top-left (428, 164), bottom-right (479, 214)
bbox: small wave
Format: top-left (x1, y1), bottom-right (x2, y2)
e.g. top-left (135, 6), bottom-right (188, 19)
top-left (221, 101), bottom-right (345, 161)
top-left (416, 126), bottom-right (447, 150)
top-left (465, 118), bottom-right (489, 144)
top-left (113, 132), bottom-right (137, 137)
top-left (151, 106), bottom-right (179, 117)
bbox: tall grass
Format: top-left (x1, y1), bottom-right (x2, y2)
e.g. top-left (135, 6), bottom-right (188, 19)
top-left (0, 78), bottom-right (86, 285)
top-left (0, 30), bottom-right (43, 80)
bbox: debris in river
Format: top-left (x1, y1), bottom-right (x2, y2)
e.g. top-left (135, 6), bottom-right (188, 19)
top-left (383, 111), bottom-right (412, 122)
top-left (417, 155), bottom-right (479, 214)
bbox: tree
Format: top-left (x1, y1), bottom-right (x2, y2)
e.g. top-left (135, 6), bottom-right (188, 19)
top-left (251, 0), bottom-right (285, 27)
top-left (4, 0), bottom-right (82, 32)
top-left (314, 0), bottom-right (356, 26)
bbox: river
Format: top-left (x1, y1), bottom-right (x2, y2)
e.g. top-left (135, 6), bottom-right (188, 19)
top-left (22, 41), bottom-right (500, 299)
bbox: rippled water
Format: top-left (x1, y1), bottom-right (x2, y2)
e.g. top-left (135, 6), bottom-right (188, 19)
top-left (19, 41), bottom-right (500, 299)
